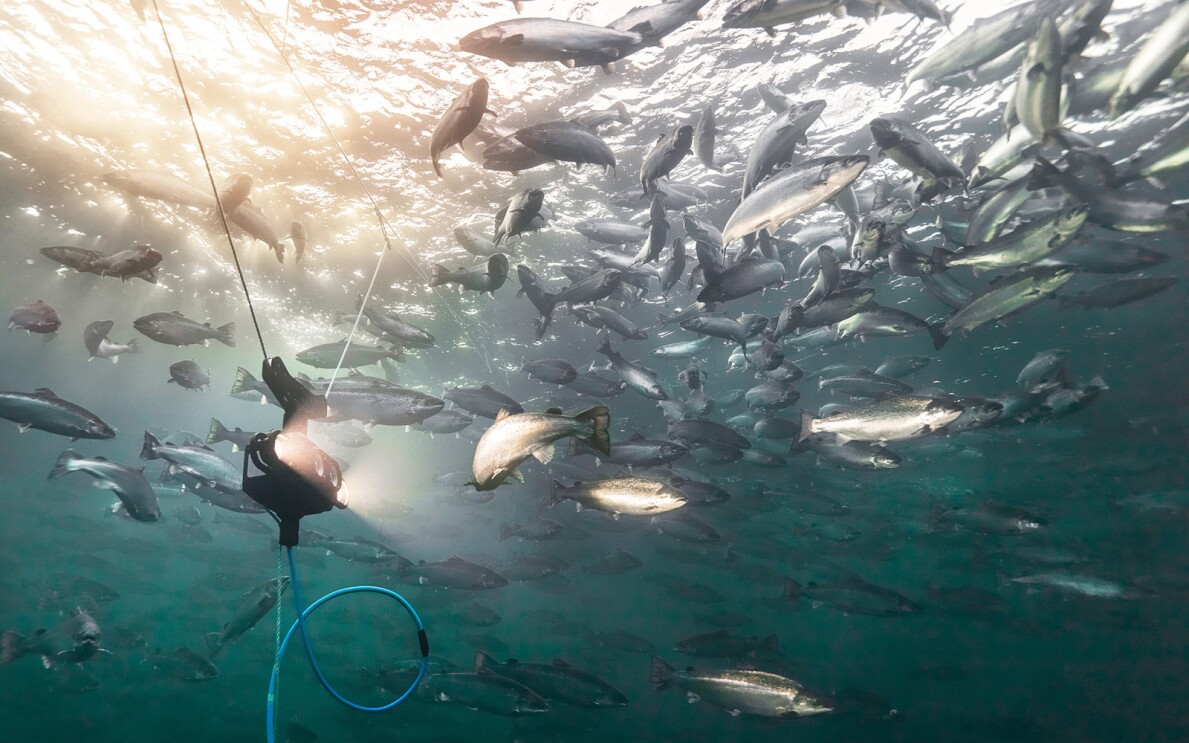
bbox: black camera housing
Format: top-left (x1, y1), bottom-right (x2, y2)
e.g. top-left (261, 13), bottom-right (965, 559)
top-left (241, 358), bottom-right (347, 546)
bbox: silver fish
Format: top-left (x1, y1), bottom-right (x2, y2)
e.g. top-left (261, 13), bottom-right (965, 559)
top-left (50, 450), bottom-right (160, 522)
top-left (470, 406), bottom-right (610, 490)
top-left (0, 388), bottom-right (115, 440)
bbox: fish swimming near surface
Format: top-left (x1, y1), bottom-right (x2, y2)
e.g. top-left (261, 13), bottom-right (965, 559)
top-left (459, 18), bottom-right (643, 72)
top-left (205, 577), bottom-right (291, 658)
top-left (723, 156), bottom-right (868, 244)
top-left (9, 299), bottom-right (61, 335)
top-left (84, 245), bottom-right (162, 282)
top-left (133, 311), bottom-right (234, 348)
top-left (799, 396), bottom-right (964, 443)
top-left (430, 254), bottom-right (511, 296)
top-left (285, 220), bottom-right (308, 262)
top-left (140, 431), bottom-right (241, 494)
top-left (295, 339), bottom-right (404, 369)
top-left (514, 120), bottom-right (616, 171)
top-left (83, 320), bottom-right (139, 363)
top-left (474, 651), bottom-right (629, 706)
top-left (431, 78), bottom-right (493, 177)
top-left (1, 608), bottom-right (105, 669)
top-left (494, 189), bottom-right (546, 248)
top-left (168, 360), bottom-right (210, 391)
top-left (650, 654), bottom-right (833, 717)
top-left (49, 450), bottom-right (161, 522)
top-left (640, 124), bottom-right (694, 195)
top-left (549, 476), bottom-right (687, 516)
top-left (0, 388), bottom-right (115, 440)
top-left (470, 406), bottom-right (610, 490)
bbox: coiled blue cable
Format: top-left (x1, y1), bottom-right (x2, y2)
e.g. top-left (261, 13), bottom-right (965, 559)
top-left (266, 546), bottom-right (429, 743)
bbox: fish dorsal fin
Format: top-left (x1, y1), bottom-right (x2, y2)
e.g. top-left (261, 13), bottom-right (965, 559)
top-left (629, 432), bottom-right (647, 442)
top-left (706, 628), bottom-right (729, 638)
top-left (172, 310), bottom-right (183, 315)
top-left (92, 455), bottom-right (108, 461)
top-left (494, 408), bottom-right (513, 423)
top-left (544, 407), bottom-right (563, 415)
top-left (505, 33), bottom-right (525, 46)
top-left (33, 388), bottom-right (57, 397)
top-left (480, 384), bottom-right (494, 390)
top-left (446, 556), bottom-right (465, 563)
top-left (551, 658), bottom-right (574, 669)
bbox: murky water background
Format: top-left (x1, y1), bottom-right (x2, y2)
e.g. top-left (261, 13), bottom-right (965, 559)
top-left (0, 0), bottom-right (1186, 741)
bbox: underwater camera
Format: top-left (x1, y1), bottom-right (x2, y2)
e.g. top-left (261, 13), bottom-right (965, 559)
top-left (242, 357), bottom-right (347, 546)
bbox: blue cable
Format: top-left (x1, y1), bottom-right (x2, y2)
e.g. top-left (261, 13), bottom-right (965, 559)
top-left (266, 546), bottom-right (429, 743)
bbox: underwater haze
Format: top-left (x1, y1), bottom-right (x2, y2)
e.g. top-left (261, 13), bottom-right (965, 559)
top-left (1, 0), bottom-right (1187, 741)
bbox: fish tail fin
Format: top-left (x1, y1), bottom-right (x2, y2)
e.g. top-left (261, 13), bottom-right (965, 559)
top-left (512, 0), bottom-right (524, 12)
top-left (204, 633), bottom-right (223, 658)
top-left (1027, 156), bottom-right (1061, 191)
top-left (140, 431), bottom-right (160, 461)
top-left (594, 335), bottom-right (611, 357)
top-left (207, 419), bottom-right (228, 445)
top-left (762, 633), bottom-right (779, 651)
top-left (649, 655), bottom-right (674, 690)
top-left (216, 323), bottom-right (235, 347)
top-left (928, 322), bottom-right (950, 350)
top-left (575, 406), bottom-right (611, 456)
top-left (795, 410), bottom-right (818, 443)
top-left (548, 479), bottom-right (565, 508)
top-left (782, 577), bottom-right (803, 601)
top-left (230, 367), bottom-right (254, 396)
top-left (432, 156), bottom-right (443, 178)
top-left (0, 632), bottom-right (25, 666)
top-left (499, 523), bottom-right (514, 541)
top-left (127, 338), bottom-right (141, 353)
top-left (614, 101), bottom-right (631, 124)
top-left (429, 264), bottom-right (447, 287)
top-left (49, 449), bottom-right (81, 480)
